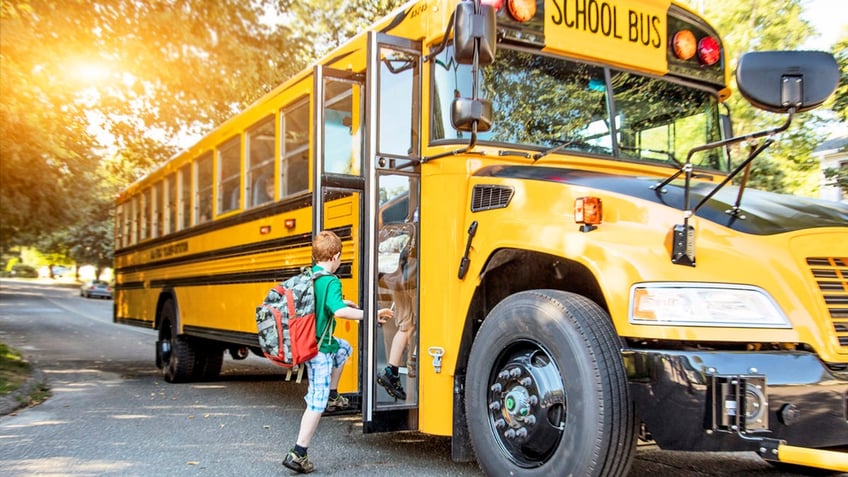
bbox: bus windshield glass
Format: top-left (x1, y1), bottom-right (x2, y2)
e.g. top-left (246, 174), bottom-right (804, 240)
top-left (432, 47), bottom-right (729, 171)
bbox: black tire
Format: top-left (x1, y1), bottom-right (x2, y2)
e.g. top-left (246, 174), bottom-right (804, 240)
top-left (157, 299), bottom-right (196, 383)
top-left (192, 341), bottom-right (224, 381)
top-left (465, 290), bottom-right (636, 477)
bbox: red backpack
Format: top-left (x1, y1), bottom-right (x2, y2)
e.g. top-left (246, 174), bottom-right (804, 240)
top-left (255, 268), bottom-right (332, 368)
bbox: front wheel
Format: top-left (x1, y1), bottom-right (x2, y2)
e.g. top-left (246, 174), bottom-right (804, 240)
top-left (465, 290), bottom-right (636, 477)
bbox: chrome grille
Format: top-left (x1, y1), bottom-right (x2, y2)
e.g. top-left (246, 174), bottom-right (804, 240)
top-left (471, 184), bottom-right (514, 212)
top-left (807, 257), bottom-right (848, 347)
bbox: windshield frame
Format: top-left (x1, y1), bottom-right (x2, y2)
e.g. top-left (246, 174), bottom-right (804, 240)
top-left (429, 44), bottom-right (730, 173)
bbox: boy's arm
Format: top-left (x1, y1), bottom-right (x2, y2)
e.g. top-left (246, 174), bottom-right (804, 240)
top-left (323, 276), bottom-right (393, 321)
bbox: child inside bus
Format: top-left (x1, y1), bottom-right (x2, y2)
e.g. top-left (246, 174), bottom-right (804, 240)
top-left (283, 230), bottom-right (393, 474)
top-left (376, 223), bottom-right (417, 400)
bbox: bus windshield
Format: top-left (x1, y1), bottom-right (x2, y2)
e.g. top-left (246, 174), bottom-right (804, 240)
top-left (432, 47), bottom-right (729, 172)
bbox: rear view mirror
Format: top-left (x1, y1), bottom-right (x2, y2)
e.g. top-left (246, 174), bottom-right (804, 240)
top-left (736, 51), bottom-right (838, 113)
top-left (453, 1), bottom-right (496, 65)
top-left (451, 97), bottom-right (493, 132)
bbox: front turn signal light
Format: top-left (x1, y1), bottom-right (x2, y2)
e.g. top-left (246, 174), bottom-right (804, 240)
top-left (575, 196), bottom-right (602, 232)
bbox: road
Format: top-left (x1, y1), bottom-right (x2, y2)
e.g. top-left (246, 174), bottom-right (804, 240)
top-left (0, 279), bottom-right (840, 477)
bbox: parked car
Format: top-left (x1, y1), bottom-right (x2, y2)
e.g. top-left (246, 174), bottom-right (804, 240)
top-left (9, 264), bottom-right (38, 278)
top-left (51, 265), bottom-right (70, 278)
top-left (80, 280), bottom-right (112, 299)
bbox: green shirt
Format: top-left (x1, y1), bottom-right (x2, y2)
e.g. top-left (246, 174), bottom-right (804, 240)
top-left (312, 265), bottom-right (347, 354)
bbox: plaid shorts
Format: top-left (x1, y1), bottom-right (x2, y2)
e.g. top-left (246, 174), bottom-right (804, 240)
top-left (304, 337), bottom-right (352, 412)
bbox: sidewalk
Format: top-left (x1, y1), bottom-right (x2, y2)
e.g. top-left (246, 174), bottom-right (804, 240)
top-left (0, 367), bottom-right (47, 416)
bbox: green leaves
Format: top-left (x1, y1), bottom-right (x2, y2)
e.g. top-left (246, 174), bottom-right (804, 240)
top-left (699, 0), bottom-right (839, 195)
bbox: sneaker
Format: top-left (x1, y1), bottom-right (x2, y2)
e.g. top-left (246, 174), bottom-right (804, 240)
top-left (406, 353), bottom-right (417, 378)
top-left (377, 368), bottom-right (407, 400)
top-left (326, 393), bottom-right (350, 412)
top-left (283, 450), bottom-right (314, 474)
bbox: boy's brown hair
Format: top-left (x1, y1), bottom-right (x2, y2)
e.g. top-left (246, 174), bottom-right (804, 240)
top-left (312, 230), bottom-right (342, 261)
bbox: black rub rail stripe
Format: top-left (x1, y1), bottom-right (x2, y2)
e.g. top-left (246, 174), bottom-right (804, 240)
top-left (143, 262), bottom-right (353, 289)
top-left (115, 225), bottom-right (352, 275)
top-left (183, 326), bottom-right (259, 347)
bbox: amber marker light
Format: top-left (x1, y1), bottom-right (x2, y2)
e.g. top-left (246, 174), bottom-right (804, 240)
top-left (284, 218), bottom-right (296, 229)
top-left (631, 288), bottom-right (657, 321)
top-left (260, 225), bottom-right (272, 235)
top-left (575, 196), bottom-right (602, 232)
top-left (672, 30), bottom-right (696, 60)
top-left (506, 0), bottom-right (536, 22)
top-left (697, 36), bottom-right (721, 65)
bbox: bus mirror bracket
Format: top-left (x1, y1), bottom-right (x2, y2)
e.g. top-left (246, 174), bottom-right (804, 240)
top-left (656, 50), bottom-right (839, 267)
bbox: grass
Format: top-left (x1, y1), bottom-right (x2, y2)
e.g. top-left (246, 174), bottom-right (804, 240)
top-left (0, 343), bottom-right (50, 407)
top-left (0, 343), bottom-right (31, 396)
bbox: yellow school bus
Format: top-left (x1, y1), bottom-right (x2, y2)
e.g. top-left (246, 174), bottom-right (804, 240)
top-left (114, 0), bottom-right (848, 474)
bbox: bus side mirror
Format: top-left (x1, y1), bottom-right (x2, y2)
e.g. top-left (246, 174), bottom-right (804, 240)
top-left (453, 1), bottom-right (496, 66)
top-left (451, 97), bottom-right (493, 132)
top-left (736, 51), bottom-right (838, 113)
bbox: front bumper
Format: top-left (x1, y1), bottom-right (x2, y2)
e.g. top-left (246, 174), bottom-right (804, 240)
top-left (625, 349), bottom-right (848, 456)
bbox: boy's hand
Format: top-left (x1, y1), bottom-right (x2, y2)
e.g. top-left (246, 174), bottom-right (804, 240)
top-left (344, 299), bottom-right (359, 309)
top-left (377, 308), bottom-right (393, 324)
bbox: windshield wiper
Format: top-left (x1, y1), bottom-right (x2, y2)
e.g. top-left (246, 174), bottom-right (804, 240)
top-left (532, 138), bottom-right (585, 161)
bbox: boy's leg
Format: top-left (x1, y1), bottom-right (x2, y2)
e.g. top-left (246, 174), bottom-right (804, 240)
top-left (295, 409), bottom-right (322, 448)
top-left (388, 327), bottom-right (412, 367)
top-left (293, 353), bottom-right (333, 447)
top-left (329, 338), bottom-right (352, 389)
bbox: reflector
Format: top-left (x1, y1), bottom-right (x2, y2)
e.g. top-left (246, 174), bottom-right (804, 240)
top-left (481, 0), bottom-right (505, 11)
top-left (698, 36), bottom-right (721, 65)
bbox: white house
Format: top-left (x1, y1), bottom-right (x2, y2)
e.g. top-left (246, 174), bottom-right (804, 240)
top-left (814, 124), bottom-right (848, 202)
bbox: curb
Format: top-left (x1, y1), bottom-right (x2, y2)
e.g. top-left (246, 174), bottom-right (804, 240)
top-left (0, 368), bottom-right (47, 416)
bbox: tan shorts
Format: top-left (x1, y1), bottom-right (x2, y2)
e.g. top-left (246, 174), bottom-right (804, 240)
top-left (393, 307), bottom-right (415, 333)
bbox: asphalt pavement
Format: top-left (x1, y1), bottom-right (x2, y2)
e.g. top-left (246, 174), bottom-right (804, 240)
top-left (1, 279), bottom-right (844, 477)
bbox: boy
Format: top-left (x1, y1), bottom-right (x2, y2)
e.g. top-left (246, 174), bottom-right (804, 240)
top-left (283, 230), bottom-right (393, 474)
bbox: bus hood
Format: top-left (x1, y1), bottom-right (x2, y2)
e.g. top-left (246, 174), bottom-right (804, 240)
top-left (475, 166), bottom-right (848, 235)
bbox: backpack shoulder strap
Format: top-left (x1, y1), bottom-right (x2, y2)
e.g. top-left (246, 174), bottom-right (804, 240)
top-left (311, 269), bottom-right (336, 348)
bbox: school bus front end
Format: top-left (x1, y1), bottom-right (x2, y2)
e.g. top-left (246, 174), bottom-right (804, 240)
top-left (435, 164), bottom-right (848, 474)
top-left (412, 0), bottom-right (848, 475)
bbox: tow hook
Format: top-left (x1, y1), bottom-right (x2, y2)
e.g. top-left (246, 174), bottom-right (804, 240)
top-left (428, 347), bottom-right (445, 373)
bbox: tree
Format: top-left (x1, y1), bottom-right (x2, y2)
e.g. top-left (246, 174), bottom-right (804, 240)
top-left (698, 0), bottom-right (833, 195)
top-left (831, 36), bottom-right (848, 123)
top-left (1, 0), bottom-right (309, 250)
top-left (821, 35), bottom-right (848, 193)
top-left (277, 0), bottom-right (406, 57)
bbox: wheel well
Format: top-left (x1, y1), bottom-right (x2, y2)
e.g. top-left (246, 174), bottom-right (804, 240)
top-left (450, 249), bottom-right (609, 461)
top-left (154, 289), bottom-right (178, 332)
top-left (456, 248), bottom-right (607, 376)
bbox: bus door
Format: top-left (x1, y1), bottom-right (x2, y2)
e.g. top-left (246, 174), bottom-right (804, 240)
top-left (362, 32), bottom-right (422, 432)
top-left (312, 65), bottom-right (367, 394)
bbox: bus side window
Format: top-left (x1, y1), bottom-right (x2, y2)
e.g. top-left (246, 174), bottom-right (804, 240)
top-left (178, 163), bottom-right (191, 230)
top-left (217, 136), bottom-right (242, 214)
top-left (282, 99), bottom-right (310, 195)
top-left (141, 188), bottom-right (150, 240)
top-left (130, 196), bottom-right (139, 245)
top-left (247, 116), bottom-right (275, 207)
top-left (323, 81), bottom-right (361, 176)
top-left (165, 173), bottom-right (177, 234)
top-left (195, 153), bottom-right (213, 224)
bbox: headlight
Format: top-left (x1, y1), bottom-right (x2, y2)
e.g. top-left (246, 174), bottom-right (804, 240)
top-left (629, 283), bottom-right (791, 328)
